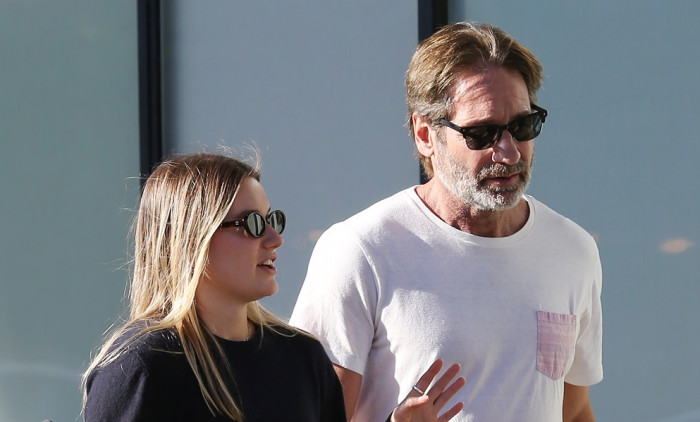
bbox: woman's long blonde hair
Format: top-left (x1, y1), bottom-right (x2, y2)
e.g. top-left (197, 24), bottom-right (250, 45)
top-left (83, 153), bottom-right (297, 420)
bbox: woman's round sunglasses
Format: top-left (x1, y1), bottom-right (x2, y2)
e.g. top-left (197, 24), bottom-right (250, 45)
top-left (219, 210), bottom-right (286, 238)
top-left (438, 104), bottom-right (548, 150)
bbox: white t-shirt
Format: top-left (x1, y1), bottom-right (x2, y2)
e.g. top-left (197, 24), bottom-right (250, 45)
top-left (290, 188), bottom-right (603, 422)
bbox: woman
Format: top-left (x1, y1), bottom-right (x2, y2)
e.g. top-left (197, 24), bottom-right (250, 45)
top-left (83, 152), bottom-right (463, 421)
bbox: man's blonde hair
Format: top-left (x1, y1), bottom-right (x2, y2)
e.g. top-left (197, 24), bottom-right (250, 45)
top-left (405, 22), bottom-right (544, 178)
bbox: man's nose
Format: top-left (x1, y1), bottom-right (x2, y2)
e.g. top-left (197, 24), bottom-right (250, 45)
top-left (491, 129), bottom-right (521, 165)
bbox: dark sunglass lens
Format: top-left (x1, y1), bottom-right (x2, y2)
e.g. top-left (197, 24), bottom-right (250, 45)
top-left (245, 212), bottom-right (266, 237)
top-left (464, 126), bottom-right (498, 150)
top-left (268, 210), bottom-right (286, 234)
top-left (511, 114), bottom-right (542, 141)
top-left (466, 139), bottom-right (488, 150)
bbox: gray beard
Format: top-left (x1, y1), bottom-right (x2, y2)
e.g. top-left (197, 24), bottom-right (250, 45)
top-left (433, 140), bottom-right (532, 211)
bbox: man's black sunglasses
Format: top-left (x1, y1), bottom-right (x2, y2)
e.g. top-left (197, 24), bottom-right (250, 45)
top-left (438, 104), bottom-right (548, 150)
top-left (220, 210), bottom-right (286, 238)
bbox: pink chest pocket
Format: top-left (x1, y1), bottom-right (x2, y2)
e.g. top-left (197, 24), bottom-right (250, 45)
top-left (536, 311), bottom-right (577, 380)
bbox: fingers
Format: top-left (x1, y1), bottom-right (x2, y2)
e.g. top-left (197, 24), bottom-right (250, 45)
top-left (434, 374), bottom-right (466, 411)
top-left (438, 401), bottom-right (464, 422)
top-left (411, 358), bottom-right (444, 397)
top-left (421, 361), bottom-right (466, 418)
top-left (427, 363), bottom-right (461, 400)
top-left (396, 359), bottom-right (466, 422)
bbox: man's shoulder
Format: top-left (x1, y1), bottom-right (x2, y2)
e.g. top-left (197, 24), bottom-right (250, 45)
top-left (320, 187), bottom-right (418, 243)
top-left (530, 196), bottom-right (582, 227)
top-left (529, 196), bottom-right (597, 246)
top-left (343, 187), bottom-right (417, 227)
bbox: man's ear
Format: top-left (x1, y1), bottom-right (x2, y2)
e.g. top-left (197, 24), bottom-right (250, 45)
top-left (413, 112), bottom-right (436, 158)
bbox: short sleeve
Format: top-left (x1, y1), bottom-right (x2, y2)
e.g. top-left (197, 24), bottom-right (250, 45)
top-left (290, 222), bottom-right (378, 375)
top-left (316, 342), bottom-right (349, 421)
top-left (565, 242), bottom-right (604, 386)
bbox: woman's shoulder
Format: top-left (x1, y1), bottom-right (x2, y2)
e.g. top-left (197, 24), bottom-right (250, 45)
top-left (85, 327), bottom-right (197, 421)
top-left (263, 325), bottom-right (329, 358)
top-left (98, 326), bottom-right (185, 374)
top-left (117, 324), bottom-right (181, 351)
top-left (264, 324), bottom-right (314, 342)
top-left (87, 326), bottom-right (189, 395)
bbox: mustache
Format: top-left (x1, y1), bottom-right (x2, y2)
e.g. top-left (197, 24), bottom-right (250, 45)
top-left (478, 160), bottom-right (529, 179)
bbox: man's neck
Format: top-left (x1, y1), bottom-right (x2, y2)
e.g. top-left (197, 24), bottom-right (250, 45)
top-left (415, 180), bottom-right (530, 238)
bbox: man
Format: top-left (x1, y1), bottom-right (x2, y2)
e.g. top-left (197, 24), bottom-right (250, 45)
top-left (291, 22), bottom-right (603, 422)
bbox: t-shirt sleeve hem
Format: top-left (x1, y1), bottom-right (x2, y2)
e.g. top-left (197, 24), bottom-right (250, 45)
top-left (329, 353), bottom-right (366, 377)
top-left (564, 368), bottom-right (603, 386)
